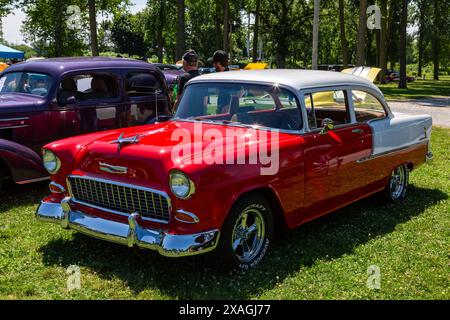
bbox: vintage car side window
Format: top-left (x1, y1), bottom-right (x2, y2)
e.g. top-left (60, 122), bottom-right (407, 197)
top-left (0, 72), bottom-right (52, 97)
top-left (304, 90), bottom-right (350, 129)
top-left (58, 74), bottom-right (119, 104)
top-left (175, 83), bottom-right (301, 130)
top-left (352, 90), bottom-right (387, 122)
top-left (125, 72), bottom-right (162, 97)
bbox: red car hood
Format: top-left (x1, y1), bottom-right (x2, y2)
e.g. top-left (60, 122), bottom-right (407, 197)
top-left (73, 120), bottom-right (277, 186)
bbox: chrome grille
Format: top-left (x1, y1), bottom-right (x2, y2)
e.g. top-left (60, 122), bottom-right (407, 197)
top-left (68, 176), bottom-right (170, 223)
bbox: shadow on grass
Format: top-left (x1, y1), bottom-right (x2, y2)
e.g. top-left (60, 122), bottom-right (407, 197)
top-left (39, 185), bottom-right (447, 299)
top-left (0, 181), bottom-right (48, 213)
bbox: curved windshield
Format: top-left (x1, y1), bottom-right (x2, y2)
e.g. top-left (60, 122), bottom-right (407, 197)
top-left (174, 83), bottom-right (302, 131)
top-left (0, 72), bottom-right (52, 97)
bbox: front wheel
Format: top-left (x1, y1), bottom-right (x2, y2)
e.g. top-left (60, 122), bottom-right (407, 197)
top-left (218, 193), bottom-right (274, 270)
top-left (382, 164), bottom-right (409, 203)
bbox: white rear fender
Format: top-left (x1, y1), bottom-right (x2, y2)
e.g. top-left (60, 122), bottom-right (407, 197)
top-left (368, 113), bottom-right (432, 156)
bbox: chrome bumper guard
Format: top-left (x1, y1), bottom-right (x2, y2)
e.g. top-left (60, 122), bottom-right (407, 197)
top-left (36, 197), bottom-right (219, 257)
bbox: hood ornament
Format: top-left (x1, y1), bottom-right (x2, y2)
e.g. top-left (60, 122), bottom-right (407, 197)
top-left (111, 132), bottom-right (142, 149)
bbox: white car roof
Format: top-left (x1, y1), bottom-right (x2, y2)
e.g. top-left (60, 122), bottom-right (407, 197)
top-left (189, 69), bottom-right (383, 96)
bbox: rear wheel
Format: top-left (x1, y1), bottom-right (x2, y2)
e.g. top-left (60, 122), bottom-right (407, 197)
top-left (382, 164), bottom-right (409, 203)
top-left (218, 193), bottom-right (274, 270)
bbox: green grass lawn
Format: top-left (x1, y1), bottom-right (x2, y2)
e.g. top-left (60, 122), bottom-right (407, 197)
top-left (379, 76), bottom-right (450, 100)
top-left (0, 128), bottom-right (449, 300)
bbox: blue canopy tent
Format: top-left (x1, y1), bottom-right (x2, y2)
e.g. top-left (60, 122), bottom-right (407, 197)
top-left (0, 44), bottom-right (24, 59)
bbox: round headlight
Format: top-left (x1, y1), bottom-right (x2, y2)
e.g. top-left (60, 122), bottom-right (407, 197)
top-left (169, 171), bottom-right (195, 199)
top-left (42, 149), bottom-right (61, 174)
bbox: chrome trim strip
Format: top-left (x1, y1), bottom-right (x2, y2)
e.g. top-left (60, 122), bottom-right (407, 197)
top-left (99, 162), bottom-right (128, 174)
top-left (15, 176), bottom-right (50, 185)
top-left (357, 141), bottom-right (428, 164)
top-left (67, 175), bottom-right (172, 224)
top-left (49, 182), bottom-right (66, 194)
top-left (0, 125), bottom-right (29, 130)
top-left (35, 199), bottom-right (219, 257)
top-left (0, 117), bottom-right (29, 122)
top-left (175, 210), bottom-right (200, 224)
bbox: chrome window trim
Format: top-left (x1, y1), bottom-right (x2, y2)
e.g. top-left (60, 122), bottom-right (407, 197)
top-left (0, 117), bottom-right (29, 122)
top-left (67, 175), bottom-right (172, 224)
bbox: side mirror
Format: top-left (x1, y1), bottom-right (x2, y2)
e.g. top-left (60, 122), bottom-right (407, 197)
top-left (320, 118), bottom-right (334, 134)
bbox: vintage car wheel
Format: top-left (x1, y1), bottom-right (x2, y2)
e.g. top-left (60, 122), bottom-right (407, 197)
top-left (383, 164), bottom-right (409, 203)
top-left (218, 193), bottom-right (274, 270)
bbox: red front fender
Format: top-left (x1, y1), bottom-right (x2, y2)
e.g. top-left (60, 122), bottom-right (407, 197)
top-left (0, 139), bottom-right (49, 184)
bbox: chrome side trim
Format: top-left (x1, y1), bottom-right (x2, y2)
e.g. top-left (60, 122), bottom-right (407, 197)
top-left (35, 199), bottom-right (219, 258)
top-left (357, 140), bottom-right (428, 164)
top-left (15, 176), bottom-right (50, 185)
top-left (67, 174), bottom-right (172, 224)
top-left (175, 210), bottom-right (200, 224)
top-left (0, 125), bottom-right (29, 130)
top-left (0, 117), bottom-right (29, 122)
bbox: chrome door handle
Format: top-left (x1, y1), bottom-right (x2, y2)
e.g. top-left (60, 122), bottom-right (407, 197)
top-left (352, 129), bottom-right (364, 134)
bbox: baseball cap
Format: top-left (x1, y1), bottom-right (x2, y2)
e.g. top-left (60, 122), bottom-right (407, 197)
top-left (183, 50), bottom-right (198, 63)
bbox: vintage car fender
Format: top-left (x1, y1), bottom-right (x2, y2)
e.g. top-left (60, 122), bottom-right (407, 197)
top-left (0, 139), bottom-right (48, 184)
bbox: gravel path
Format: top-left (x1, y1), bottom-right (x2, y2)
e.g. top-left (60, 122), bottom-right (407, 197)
top-left (388, 97), bottom-right (450, 128)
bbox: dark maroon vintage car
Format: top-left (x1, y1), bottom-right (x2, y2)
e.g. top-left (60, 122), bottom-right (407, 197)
top-left (0, 57), bottom-right (171, 189)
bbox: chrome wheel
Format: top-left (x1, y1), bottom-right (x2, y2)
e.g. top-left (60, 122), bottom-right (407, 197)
top-left (390, 166), bottom-right (407, 199)
top-left (231, 207), bottom-right (266, 263)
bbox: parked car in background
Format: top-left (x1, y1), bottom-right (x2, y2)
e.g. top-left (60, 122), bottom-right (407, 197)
top-left (386, 70), bottom-right (416, 83)
top-left (154, 63), bottom-right (184, 99)
top-left (36, 70), bottom-right (432, 270)
top-left (0, 57), bottom-right (171, 190)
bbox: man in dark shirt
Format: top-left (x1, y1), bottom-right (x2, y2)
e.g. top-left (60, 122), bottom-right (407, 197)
top-left (175, 50), bottom-right (200, 106)
top-left (212, 50), bottom-right (230, 72)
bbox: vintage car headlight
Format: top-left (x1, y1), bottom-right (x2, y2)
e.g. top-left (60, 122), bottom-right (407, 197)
top-left (42, 149), bottom-right (61, 174)
top-left (169, 171), bottom-right (195, 199)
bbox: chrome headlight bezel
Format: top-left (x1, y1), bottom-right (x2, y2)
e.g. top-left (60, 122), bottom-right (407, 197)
top-left (169, 170), bottom-right (195, 199)
top-left (42, 149), bottom-right (61, 175)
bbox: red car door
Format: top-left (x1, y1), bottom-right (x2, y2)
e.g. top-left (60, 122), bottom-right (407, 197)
top-left (300, 90), bottom-right (372, 223)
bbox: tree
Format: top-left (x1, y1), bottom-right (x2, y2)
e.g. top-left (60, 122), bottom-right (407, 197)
top-left (252, 0), bottom-right (260, 62)
top-left (175, 0), bottom-right (185, 60)
top-left (223, 0), bottom-right (230, 53)
top-left (88, 0), bottom-right (99, 56)
top-left (338, 0), bottom-right (348, 68)
top-left (378, 0), bottom-right (388, 83)
top-left (398, 0), bottom-right (408, 89)
top-left (312, 0), bottom-right (319, 70)
top-left (356, 0), bottom-right (367, 66)
top-left (109, 12), bottom-right (146, 57)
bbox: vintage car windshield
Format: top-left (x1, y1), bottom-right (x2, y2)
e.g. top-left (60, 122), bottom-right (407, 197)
top-left (174, 83), bottom-right (302, 130)
top-left (0, 72), bottom-right (52, 97)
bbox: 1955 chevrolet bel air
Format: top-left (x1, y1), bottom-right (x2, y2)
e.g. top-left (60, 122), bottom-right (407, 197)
top-left (36, 70), bottom-right (433, 270)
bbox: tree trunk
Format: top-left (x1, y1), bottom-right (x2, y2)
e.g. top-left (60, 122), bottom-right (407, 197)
top-left (398, 0), bottom-right (408, 89)
top-left (88, 0), bottom-right (99, 56)
top-left (215, 1), bottom-right (222, 50)
top-left (356, 0), bottom-right (367, 66)
top-left (312, 0), bottom-right (319, 70)
top-left (417, 1), bottom-right (425, 77)
top-left (432, 0), bottom-right (440, 80)
top-left (223, 0), bottom-right (230, 53)
top-left (175, 0), bottom-right (185, 61)
top-left (379, 0), bottom-right (388, 83)
top-left (54, 1), bottom-right (64, 57)
top-left (338, 0), bottom-right (348, 68)
top-left (252, 0), bottom-right (260, 62)
top-left (157, 0), bottom-right (164, 63)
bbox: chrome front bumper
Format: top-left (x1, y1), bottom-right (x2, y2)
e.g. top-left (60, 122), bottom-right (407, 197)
top-left (36, 197), bottom-right (220, 257)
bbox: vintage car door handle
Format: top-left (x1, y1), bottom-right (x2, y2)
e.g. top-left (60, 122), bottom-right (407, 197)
top-left (352, 129), bottom-right (364, 134)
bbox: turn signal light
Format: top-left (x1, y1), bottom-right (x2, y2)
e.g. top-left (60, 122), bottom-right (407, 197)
top-left (174, 210), bottom-right (199, 224)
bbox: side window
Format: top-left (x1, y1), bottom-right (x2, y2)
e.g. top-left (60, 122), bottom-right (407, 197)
top-left (304, 90), bottom-right (350, 129)
top-left (125, 71), bottom-right (162, 97)
top-left (58, 74), bottom-right (119, 104)
top-left (352, 90), bottom-right (387, 122)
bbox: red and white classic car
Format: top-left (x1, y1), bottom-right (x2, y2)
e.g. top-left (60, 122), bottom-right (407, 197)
top-left (36, 70), bottom-right (433, 270)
